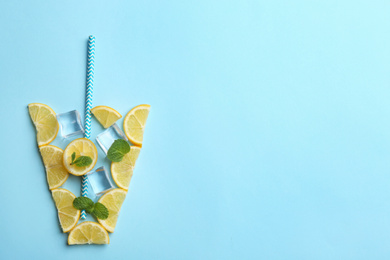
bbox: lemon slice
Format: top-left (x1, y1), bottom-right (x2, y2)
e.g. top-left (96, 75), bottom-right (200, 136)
top-left (111, 146), bottom-right (141, 190)
top-left (98, 189), bottom-right (127, 232)
top-left (51, 188), bottom-right (80, 233)
top-left (91, 105), bottom-right (122, 128)
top-left (63, 138), bottom-right (98, 176)
top-left (123, 104), bottom-right (150, 146)
top-left (39, 145), bottom-right (69, 190)
top-left (28, 103), bottom-right (59, 146)
top-left (68, 221), bottom-right (109, 245)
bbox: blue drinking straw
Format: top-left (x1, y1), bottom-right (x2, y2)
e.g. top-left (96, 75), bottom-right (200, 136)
top-left (81, 35), bottom-right (95, 219)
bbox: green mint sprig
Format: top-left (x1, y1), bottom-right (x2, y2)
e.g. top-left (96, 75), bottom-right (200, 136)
top-left (70, 152), bottom-right (93, 167)
top-left (107, 139), bottom-right (131, 162)
top-left (73, 197), bottom-right (109, 220)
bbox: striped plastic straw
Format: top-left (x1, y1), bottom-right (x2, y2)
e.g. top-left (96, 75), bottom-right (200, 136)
top-left (81, 35), bottom-right (95, 219)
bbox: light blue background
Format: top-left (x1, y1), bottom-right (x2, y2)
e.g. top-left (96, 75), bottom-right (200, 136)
top-left (1, 0), bottom-right (390, 259)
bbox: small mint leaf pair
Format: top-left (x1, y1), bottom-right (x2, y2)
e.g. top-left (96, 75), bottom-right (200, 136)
top-left (107, 139), bottom-right (131, 162)
top-left (73, 197), bottom-right (109, 220)
top-left (70, 152), bottom-right (93, 167)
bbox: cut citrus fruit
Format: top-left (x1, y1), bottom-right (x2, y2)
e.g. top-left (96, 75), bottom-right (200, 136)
top-left (51, 188), bottom-right (80, 233)
top-left (111, 146), bottom-right (141, 190)
top-left (91, 105), bottom-right (122, 128)
top-left (39, 145), bottom-right (69, 190)
top-left (98, 189), bottom-right (127, 232)
top-left (123, 104), bottom-right (150, 146)
top-left (28, 103), bottom-right (59, 146)
top-left (68, 221), bottom-right (109, 245)
top-left (63, 138), bottom-right (98, 176)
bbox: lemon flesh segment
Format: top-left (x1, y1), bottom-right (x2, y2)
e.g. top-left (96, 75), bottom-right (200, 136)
top-left (91, 105), bottom-right (122, 128)
top-left (98, 189), bottom-right (127, 233)
top-left (111, 146), bottom-right (141, 190)
top-left (39, 145), bottom-right (69, 190)
top-left (51, 188), bottom-right (80, 233)
top-left (68, 221), bottom-right (109, 245)
top-left (63, 138), bottom-right (98, 176)
top-left (123, 104), bottom-right (150, 146)
top-left (28, 103), bottom-right (59, 146)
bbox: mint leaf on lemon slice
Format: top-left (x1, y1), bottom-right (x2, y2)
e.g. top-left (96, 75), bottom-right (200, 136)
top-left (93, 202), bottom-right (109, 220)
top-left (70, 152), bottom-right (93, 167)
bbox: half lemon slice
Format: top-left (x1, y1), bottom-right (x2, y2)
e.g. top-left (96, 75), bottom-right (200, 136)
top-left (98, 189), bottom-right (127, 232)
top-left (111, 146), bottom-right (141, 190)
top-left (68, 222), bottom-right (109, 245)
top-left (52, 188), bottom-right (80, 233)
top-left (28, 103), bottom-right (59, 146)
top-left (123, 104), bottom-right (150, 147)
top-left (39, 145), bottom-right (69, 189)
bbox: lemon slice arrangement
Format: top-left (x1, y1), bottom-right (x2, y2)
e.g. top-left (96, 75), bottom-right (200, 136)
top-left (28, 103), bottom-right (150, 245)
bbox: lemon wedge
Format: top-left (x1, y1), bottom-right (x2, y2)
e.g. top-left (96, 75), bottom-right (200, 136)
top-left (91, 105), bottom-right (122, 128)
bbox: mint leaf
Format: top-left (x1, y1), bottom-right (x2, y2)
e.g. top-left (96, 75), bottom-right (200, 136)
top-left (72, 198), bottom-right (110, 220)
top-left (73, 197), bottom-right (94, 211)
top-left (71, 152), bottom-right (76, 163)
top-left (71, 156), bottom-right (93, 167)
top-left (107, 139), bottom-right (130, 162)
top-left (92, 202), bottom-right (109, 220)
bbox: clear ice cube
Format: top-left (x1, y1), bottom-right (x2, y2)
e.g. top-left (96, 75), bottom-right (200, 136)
top-left (96, 123), bottom-right (128, 154)
top-left (56, 110), bottom-right (84, 138)
top-left (86, 166), bottom-right (114, 196)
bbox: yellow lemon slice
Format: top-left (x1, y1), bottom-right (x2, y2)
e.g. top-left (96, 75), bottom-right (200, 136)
top-left (123, 104), bottom-right (151, 146)
top-left (97, 189), bottom-right (127, 232)
top-left (91, 105), bottom-right (122, 128)
top-left (68, 222), bottom-right (109, 245)
top-left (63, 138), bottom-right (98, 176)
top-left (111, 146), bottom-right (141, 190)
top-left (51, 188), bottom-right (80, 233)
top-left (39, 145), bottom-right (69, 190)
top-left (28, 103), bottom-right (59, 146)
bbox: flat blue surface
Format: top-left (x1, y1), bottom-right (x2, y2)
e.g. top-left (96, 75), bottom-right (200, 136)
top-left (1, 1), bottom-right (390, 259)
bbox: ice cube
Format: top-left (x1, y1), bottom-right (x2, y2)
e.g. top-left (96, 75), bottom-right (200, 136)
top-left (86, 166), bottom-right (114, 196)
top-left (56, 110), bottom-right (84, 138)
